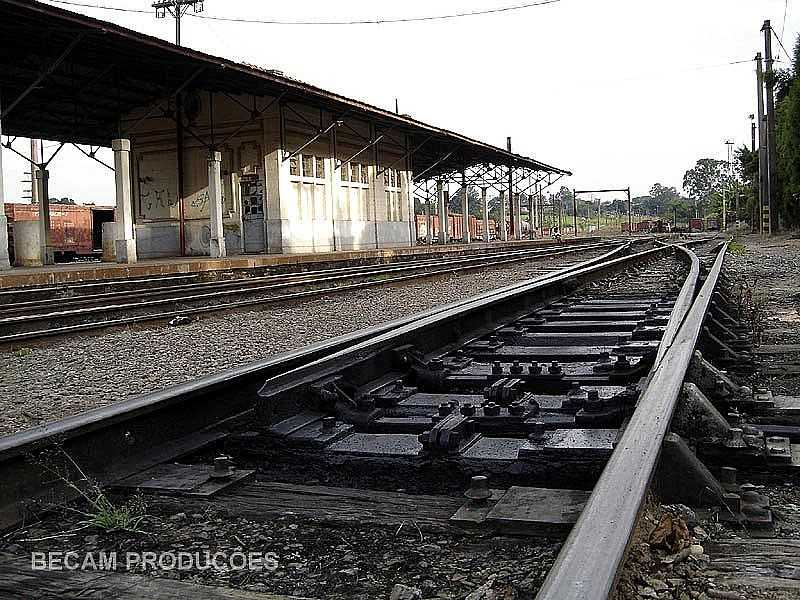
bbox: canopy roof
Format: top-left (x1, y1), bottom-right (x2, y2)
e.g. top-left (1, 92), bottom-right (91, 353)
top-left (0, 0), bottom-right (570, 177)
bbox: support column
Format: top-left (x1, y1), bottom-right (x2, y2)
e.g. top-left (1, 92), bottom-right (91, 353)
top-left (461, 171), bottom-right (470, 244)
top-left (437, 179), bottom-right (447, 245)
top-left (0, 91), bottom-right (10, 269)
top-left (112, 139), bottom-right (137, 264)
top-left (499, 190), bottom-right (508, 241)
top-left (513, 192), bottom-right (522, 240)
top-left (35, 168), bottom-right (53, 265)
top-left (481, 187), bottom-right (489, 242)
top-left (208, 150), bottom-right (227, 258)
top-left (425, 199), bottom-right (432, 245)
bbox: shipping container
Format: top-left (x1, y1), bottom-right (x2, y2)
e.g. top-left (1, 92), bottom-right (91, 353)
top-left (4, 203), bottom-right (115, 262)
top-left (688, 218), bottom-right (704, 232)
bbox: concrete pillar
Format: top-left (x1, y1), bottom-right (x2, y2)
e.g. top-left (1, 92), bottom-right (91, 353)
top-left (0, 92), bottom-right (10, 270)
top-left (481, 187), bottom-right (489, 242)
top-left (513, 193), bottom-right (522, 240)
top-left (461, 172), bottom-right (470, 244)
top-left (443, 189), bottom-right (451, 243)
top-left (112, 139), bottom-right (137, 264)
top-left (207, 150), bottom-right (226, 258)
top-left (499, 190), bottom-right (508, 241)
top-left (437, 179), bottom-right (447, 245)
top-left (35, 168), bottom-right (54, 265)
top-left (425, 200), bottom-right (432, 245)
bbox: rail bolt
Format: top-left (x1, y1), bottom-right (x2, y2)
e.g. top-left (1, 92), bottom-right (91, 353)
top-left (483, 402), bottom-right (501, 416)
top-left (510, 360), bottom-right (524, 374)
top-left (614, 355), bottom-right (631, 370)
top-left (461, 403), bottom-right (476, 416)
top-left (464, 475), bottom-right (492, 504)
top-left (321, 416), bottom-right (336, 432)
top-left (585, 390), bottom-right (603, 412)
top-left (726, 428), bottom-right (747, 448)
top-left (438, 403), bottom-right (453, 416)
top-left (528, 420), bottom-right (547, 440)
top-left (548, 361), bottom-right (562, 375)
top-left (719, 466), bottom-right (738, 490)
top-left (429, 358), bottom-right (445, 371)
top-left (211, 455), bottom-right (235, 479)
top-left (394, 379), bottom-right (405, 391)
top-left (492, 361), bottom-right (504, 375)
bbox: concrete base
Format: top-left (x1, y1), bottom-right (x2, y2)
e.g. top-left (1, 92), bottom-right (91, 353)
top-left (12, 220), bottom-right (41, 267)
top-left (209, 238), bottom-right (226, 259)
top-left (0, 215), bottom-right (10, 270)
top-left (115, 238), bottom-right (137, 264)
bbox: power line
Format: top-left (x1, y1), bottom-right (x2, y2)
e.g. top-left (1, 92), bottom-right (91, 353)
top-left (780, 0), bottom-right (789, 42)
top-left (771, 26), bottom-right (792, 61)
top-left (44, 0), bottom-right (562, 25)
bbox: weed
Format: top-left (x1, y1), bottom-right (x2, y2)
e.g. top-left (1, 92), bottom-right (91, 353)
top-left (31, 448), bottom-right (148, 533)
top-left (15, 347), bottom-right (32, 357)
top-left (728, 241), bottom-right (746, 256)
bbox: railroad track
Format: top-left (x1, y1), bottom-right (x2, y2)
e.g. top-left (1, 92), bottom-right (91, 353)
top-left (0, 240), bottom-right (621, 344)
top-left (2, 236), bottom-right (787, 600)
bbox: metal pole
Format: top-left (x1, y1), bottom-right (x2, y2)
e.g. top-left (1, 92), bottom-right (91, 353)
top-left (499, 190), bottom-right (508, 241)
top-left (30, 139), bottom-right (41, 205)
top-left (596, 198), bottom-right (601, 232)
top-left (36, 167), bottom-right (53, 265)
top-left (755, 52), bottom-right (769, 235)
top-left (0, 90), bottom-right (9, 269)
top-left (425, 199), bottom-right (432, 245)
top-left (572, 189), bottom-right (578, 236)
top-left (481, 187), bottom-right (489, 242)
top-left (506, 137), bottom-right (515, 239)
top-left (763, 20), bottom-right (778, 233)
top-left (436, 179), bottom-right (446, 245)
top-left (461, 170), bottom-right (470, 244)
top-left (626, 187), bottom-right (632, 235)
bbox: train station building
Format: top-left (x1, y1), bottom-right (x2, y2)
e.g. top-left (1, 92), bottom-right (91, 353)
top-left (0, 0), bottom-right (569, 268)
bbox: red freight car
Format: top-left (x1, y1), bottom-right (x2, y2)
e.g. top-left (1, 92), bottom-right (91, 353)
top-left (4, 202), bottom-right (115, 262)
top-left (688, 218), bottom-right (704, 232)
top-left (415, 214), bottom-right (497, 242)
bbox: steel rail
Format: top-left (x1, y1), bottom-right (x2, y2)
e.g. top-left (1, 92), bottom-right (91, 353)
top-left (0, 242), bottom-right (622, 344)
top-left (654, 243), bottom-right (701, 364)
top-left (0, 241), bottom-right (616, 316)
top-left (256, 244), bottom-right (674, 399)
top-left (0, 242), bottom-right (645, 529)
top-left (535, 243), bottom-right (728, 600)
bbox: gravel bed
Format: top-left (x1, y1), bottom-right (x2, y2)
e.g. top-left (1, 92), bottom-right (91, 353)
top-left (0, 250), bottom-right (610, 437)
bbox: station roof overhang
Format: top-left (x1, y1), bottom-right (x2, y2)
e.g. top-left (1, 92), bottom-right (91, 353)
top-left (0, 0), bottom-right (571, 179)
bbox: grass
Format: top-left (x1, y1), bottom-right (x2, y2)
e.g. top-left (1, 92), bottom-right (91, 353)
top-left (728, 241), bottom-right (746, 256)
top-left (33, 448), bottom-right (148, 533)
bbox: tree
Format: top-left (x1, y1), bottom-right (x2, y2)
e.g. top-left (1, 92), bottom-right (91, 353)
top-left (682, 158), bottom-right (732, 218)
top-left (775, 33), bottom-right (800, 227)
top-left (735, 145), bottom-right (759, 227)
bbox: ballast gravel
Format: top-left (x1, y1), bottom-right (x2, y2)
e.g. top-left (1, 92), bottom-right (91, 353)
top-left (0, 250), bottom-right (610, 437)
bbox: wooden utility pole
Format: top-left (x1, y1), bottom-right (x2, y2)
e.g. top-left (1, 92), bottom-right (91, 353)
top-left (763, 20), bottom-right (778, 232)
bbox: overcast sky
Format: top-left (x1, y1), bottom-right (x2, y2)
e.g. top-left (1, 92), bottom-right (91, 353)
top-left (1, 0), bottom-right (797, 205)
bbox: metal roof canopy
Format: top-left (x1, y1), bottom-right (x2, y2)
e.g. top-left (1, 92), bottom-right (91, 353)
top-left (0, 0), bottom-right (570, 178)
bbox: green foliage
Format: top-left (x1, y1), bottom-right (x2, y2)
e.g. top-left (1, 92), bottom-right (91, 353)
top-left (728, 241), bottom-right (746, 256)
top-left (775, 34), bottom-right (800, 228)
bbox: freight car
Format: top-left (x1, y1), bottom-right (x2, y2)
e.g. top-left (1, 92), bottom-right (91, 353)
top-left (415, 214), bottom-right (497, 243)
top-left (4, 202), bottom-right (115, 263)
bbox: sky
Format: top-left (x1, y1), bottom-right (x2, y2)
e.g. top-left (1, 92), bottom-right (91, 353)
top-left (1, 0), bottom-right (797, 205)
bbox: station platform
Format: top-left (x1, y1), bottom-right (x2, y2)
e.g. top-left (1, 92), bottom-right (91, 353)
top-left (0, 237), bottom-right (600, 289)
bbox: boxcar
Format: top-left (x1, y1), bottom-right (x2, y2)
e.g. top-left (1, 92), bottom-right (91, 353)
top-left (4, 203), bottom-right (115, 262)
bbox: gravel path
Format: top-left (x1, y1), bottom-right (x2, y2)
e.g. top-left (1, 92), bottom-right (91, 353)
top-left (0, 250), bottom-right (609, 437)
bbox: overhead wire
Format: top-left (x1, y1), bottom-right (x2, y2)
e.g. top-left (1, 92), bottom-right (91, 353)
top-left (43, 0), bottom-right (562, 25)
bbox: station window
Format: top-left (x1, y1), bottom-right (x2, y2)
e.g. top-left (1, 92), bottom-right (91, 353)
top-left (289, 155), bottom-right (300, 176)
top-left (315, 156), bottom-right (326, 179)
top-left (360, 163), bottom-right (369, 184)
top-left (302, 155), bottom-right (314, 179)
top-left (350, 163), bottom-right (361, 183)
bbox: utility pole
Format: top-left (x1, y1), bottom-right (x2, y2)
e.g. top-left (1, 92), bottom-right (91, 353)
top-left (626, 187), bottom-right (632, 235)
top-left (572, 189), bottom-right (578, 236)
top-left (749, 114), bottom-right (756, 152)
top-left (724, 139), bottom-right (734, 230)
top-left (762, 20), bottom-right (778, 232)
top-left (152, 0), bottom-right (204, 46)
top-left (755, 53), bottom-right (768, 235)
